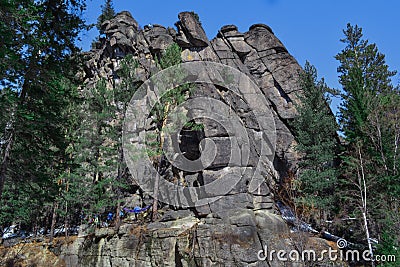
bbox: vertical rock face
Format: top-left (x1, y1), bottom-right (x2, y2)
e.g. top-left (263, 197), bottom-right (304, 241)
top-left (66, 11), bottom-right (342, 267)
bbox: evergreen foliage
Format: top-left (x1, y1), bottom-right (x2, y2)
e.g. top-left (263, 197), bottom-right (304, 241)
top-left (291, 62), bottom-right (339, 222)
top-left (288, 25), bottom-right (399, 257)
top-left (67, 55), bottom-right (140, 220)
top-left (336, 24), bottom-right (396, 142)
top-left (152, 43), bottom-right (191, 129)
top-left (0, 0), bottom-right (86, 233)
top-left (97, 0), bottom-right (116, 34)
top-left (336, 23), bottom-right (399, 255)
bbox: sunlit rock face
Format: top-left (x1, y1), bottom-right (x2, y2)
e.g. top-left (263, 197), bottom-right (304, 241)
top-left (63, 11), bottom-right (344, 267)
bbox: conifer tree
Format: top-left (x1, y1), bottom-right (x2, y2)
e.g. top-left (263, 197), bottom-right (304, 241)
top-left (0, 0), bottom-right (86, 231)
top-left (336, 24), bottom-right (399, 260)
top-left (150, 43), bottom-right (192, 220)
top-left (291, 62), bottom-right (339, 223)
top-left (65, 55), bottom-right (140, 227)
top-left (97, 0), bottom-right (116, 34)
top-left (336, 24), bottom-right (396, 142)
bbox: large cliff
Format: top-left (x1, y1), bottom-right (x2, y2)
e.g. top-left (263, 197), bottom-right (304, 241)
top-left (58, 11), bottom-right (343, 267)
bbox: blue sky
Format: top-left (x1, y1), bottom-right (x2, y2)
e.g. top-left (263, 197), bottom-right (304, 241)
top-left (79, 0), bottom-right (399, 113)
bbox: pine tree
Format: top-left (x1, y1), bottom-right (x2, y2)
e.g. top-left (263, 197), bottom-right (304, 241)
top-left (71, 79), bottom-right (119, 217)
top-left (112, 55), bottom-right (141, 227)
top-left (0, 0), bottom-right (86, 232)
top-left (336, 24), bottom-right (399, 260)
top-left (65, 55), bottom-right (140, 228)
top-left (291, 62), bottom-right (339, 223)
top-left (97, 0), bottom-right (116, 34)
top-left (336, 24), bottom-right (396, 141)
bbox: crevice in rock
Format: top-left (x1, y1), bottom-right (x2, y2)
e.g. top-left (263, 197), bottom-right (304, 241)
top-left (258, 75), bottom-right (296, 137)
top-left (217, 30), bottom-right (245, 63)
top-left (243, 39), bottom-right (258, 51)
top-left (273, 46), bottom-right (288, 54)
top-left (273, 79), bottom-right (292, 104)
top-left (209, 38), bottom-right (224, 63)
top-left (179, 127), bottom-right (204, 161)
top-left (174, 241), bottom-right (184, 267)
top-left (109, 255), bottom-right (113, 267)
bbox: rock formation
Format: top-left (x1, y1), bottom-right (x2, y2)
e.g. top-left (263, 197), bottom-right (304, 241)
top-left (62, 11), bottom-right (344, 267)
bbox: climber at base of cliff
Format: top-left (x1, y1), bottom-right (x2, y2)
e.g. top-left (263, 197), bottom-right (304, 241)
top-left (123, 205), bottom-right (151, 221)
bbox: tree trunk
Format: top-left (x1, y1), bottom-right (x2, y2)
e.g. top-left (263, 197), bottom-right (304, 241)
top-left (114, 145), bottom-right (125, 230)
top-left (362, 210), bottom-right (375, 266)
top-left (152, 103), bottom-right (170, 221)
top-left (358, 146), bottom-right (375, 267)
top-left (0, 60), bottom-right (35, 200)
top-left (152, 162), bottom-right (161, 221)
top-left (64, 202), bottom-right (69, 240)
top-left (0, 130), bottom-right (14, 201)
top-left (49, 201), bottom-right (58, 243)
top-left (393, 130), bottom-right (399, 175)
top-left (115, 202), bottom-right (121, 229)
top-left (65, 164), bottom-right (71, 240)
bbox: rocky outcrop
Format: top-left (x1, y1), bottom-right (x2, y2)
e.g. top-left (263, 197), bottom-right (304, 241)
top-left (69, 11), bottom-right (341, 267)
top-left (177, 12), bottom-right (209, 47)
top-left (84, 10), bottom-right (300, 187)
top-left (61, 210), bottom-right (342, 267)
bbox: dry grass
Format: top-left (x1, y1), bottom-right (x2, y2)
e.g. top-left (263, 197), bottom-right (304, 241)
top-left (128, 225), bottom-right (148, 237)
top-left (0, 237), bottom-right (71, 267)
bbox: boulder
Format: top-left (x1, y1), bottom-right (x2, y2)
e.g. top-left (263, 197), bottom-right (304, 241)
top-left (245, 24), bottom-right (286, 52)
top-left (103, 11), bottom-right (139, 37)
